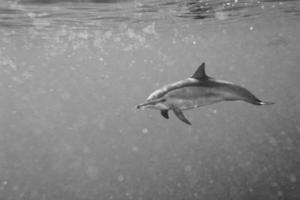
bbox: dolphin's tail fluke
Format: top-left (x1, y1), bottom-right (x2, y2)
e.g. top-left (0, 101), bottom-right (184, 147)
top-left (249, 99), bottom-right (274, 106)
top-left (258, 101), bottom-right (275, 105)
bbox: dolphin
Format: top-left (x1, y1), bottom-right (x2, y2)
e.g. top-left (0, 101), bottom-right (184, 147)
top-left (136, 62), bottom-right (274, 125)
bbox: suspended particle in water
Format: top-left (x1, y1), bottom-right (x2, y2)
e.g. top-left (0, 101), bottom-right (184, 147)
top-left (12, 185), bottom-right (19, 191)
top-left (132, 146), bottom-right (139, 152)
top-left (142, 128), bottom-right (149, 134)
top-left (289, 174), bottom-right (297, 183)
top-left (86, 166), bottom-right (99, 179)
top-left (118, 174), bottom-right (124, 182)
top-left (269, 137), bottom-right (277, 146)
top-left (143, 23), bottom-right (156, 35)
top-left (184, 165), bottom-right (192, 172)
top-left (280, 131), bottom-right (286, 135)
top-left (277, 190), bottom-right (283, 197)
top-left (215, 11), bottom-right (228, 20)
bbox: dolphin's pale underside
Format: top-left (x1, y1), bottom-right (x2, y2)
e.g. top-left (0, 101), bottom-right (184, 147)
top-left (137, 62), bottom-right (274, 125)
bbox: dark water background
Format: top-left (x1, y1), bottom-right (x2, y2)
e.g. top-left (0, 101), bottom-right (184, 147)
top-left (0, 0), bottom-right (299, 199)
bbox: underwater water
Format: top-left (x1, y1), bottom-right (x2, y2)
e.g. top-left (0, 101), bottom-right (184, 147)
top-left (0, 0), bottom-right (299, 199)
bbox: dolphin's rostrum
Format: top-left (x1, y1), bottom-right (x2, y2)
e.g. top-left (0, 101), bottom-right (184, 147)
top-left (137, 62), bottom-right (274, 125)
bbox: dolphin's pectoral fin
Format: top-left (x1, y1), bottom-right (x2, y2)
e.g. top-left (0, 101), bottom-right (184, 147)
top-left (160, 110), bottom-right (169, 119)
top-left (172, 107), bottom-right (191, 125)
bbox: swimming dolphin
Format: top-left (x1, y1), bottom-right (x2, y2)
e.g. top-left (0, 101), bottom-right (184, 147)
top-left (136, 62), bottom-right (274, 125)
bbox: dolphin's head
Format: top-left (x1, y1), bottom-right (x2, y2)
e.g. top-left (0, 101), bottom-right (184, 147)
top-left (137, 87), bottom-right (168, 110)
top-left (136, 98), bottom-right (168, 110)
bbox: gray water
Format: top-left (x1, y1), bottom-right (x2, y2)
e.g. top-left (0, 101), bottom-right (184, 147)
top-left (0, 0), bottom-right (299, 199)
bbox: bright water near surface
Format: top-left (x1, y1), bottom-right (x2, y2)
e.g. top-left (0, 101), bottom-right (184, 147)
top-left (0, 0), bottom-right (299, 199)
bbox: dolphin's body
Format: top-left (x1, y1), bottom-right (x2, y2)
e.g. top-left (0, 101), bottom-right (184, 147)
top-left (137, 62), bottom-right (273, 125)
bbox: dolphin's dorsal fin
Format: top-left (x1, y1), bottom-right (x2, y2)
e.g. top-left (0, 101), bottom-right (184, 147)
top-left (191, 62), bottom-right (208, 80)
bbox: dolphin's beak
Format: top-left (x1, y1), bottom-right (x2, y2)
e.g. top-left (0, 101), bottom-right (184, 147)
top-left (136, 101), bottom-right (153, 109)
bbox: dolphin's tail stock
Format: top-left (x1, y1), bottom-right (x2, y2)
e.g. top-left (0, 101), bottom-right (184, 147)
top-left (232, 85), bottom-right (274, 106)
